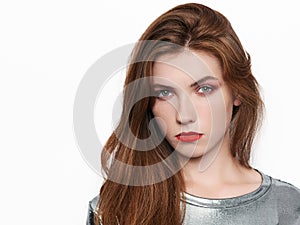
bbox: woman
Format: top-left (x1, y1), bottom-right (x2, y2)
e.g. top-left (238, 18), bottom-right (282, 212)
top-left (87, 3), bottom-right (300, 225)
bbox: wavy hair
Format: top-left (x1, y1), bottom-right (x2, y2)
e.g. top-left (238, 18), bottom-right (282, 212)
top-left (95, 3), bottom-right (264, 225)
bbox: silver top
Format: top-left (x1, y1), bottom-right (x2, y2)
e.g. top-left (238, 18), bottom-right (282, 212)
top-left (87, 170), bottom-right (300, 224)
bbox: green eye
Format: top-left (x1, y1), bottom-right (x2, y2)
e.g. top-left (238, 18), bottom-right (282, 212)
top-left (198, 86), bottom-right (213, 94)
top-left (160, 90), bottom-right (170, 96)
top-left (156, 90), bottom-right (173, 98)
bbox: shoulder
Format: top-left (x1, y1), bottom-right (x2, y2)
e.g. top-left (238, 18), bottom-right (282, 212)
top-left (265, 172), bottom-right (300, 222)
top-left (89, 194), bottom-right (100, 212)
top-left (270, 175), bottom-right (300, 201)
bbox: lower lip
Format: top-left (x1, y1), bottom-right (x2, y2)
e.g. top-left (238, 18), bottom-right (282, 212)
top-left (176, 134), bottom-right (203, 142)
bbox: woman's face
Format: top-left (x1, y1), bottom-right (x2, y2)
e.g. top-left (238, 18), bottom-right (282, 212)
top-left (151, 51), bottom-right (240, 159)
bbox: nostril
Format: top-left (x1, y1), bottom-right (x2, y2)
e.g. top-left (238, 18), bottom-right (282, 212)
top-left (176, 107), bottom-right (197, 125)
top-left (176, 112), bottom-right (196, 125)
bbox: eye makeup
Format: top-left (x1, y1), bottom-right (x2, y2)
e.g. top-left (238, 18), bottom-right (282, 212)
top-left (194, 81), bottom-right (220, 97)
top-left (152, 76), bottom-right (220, 100)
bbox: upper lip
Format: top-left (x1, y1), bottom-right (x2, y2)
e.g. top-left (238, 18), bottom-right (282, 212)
top-left (175, 132), bottom-right (202, 136)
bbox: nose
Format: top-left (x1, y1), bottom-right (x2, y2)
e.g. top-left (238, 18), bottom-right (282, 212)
top-left (176, 97), bottom-right (197, 125)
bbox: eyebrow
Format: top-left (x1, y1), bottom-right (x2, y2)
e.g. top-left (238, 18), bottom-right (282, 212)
top-left (190, 76), bottom-right (218, 87)
top-left (152, 84), bottom-right (176, 90)
top-left (152, 76), bottom-right (218, 89)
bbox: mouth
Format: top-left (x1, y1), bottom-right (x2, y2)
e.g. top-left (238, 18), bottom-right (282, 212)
top-left (175, 132), bottom-right (203, 142)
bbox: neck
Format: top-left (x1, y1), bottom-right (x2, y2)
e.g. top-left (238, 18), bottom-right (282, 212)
top-left (179, 132), bottom-right (262, 199)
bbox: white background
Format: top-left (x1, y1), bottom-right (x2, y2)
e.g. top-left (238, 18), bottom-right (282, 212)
top-left (1, 0), bottom-right (299, 224)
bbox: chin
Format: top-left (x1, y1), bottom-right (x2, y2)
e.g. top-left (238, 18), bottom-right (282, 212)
top-left (173, 147), bottom-right (206, 160)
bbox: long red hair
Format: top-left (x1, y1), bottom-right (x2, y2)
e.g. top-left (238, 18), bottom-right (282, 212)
top-left (95, 3), bottom-right (264, 225)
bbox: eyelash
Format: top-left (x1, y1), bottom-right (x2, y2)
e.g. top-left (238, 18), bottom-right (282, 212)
top-left (155, 85), bottom-right (215, 99)
top-left (196, 85), bottom-right (215, 95)
top-left (155, 90), bottom-right (173, 99)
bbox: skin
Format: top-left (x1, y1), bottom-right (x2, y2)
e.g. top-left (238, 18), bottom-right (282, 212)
top-left (151, 50), bottom-right (262, 199)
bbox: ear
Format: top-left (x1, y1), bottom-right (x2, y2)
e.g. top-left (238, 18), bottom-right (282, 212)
top-left (233, 98), bottom-right (241, 106)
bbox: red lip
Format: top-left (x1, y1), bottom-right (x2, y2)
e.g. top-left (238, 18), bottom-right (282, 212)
top-left (175, 132), bottom-right (203, 142)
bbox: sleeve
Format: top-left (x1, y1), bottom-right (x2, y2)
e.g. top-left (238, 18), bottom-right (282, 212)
top-left (86, 200), bottom-right (95, 225)
top-left (86, 195), bottom-right (100, 225)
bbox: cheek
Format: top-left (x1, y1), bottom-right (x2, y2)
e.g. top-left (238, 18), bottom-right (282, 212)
top-left (152, 102), bottom-right (166, 117)
top-left (204, 96), bottom-right (233, 131)
top-left (152, 101), bottom-right (175, 127)
top-left (194, 99), bottom-right (212, 124)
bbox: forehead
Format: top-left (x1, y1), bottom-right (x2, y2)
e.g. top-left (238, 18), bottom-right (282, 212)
top-left (152, 51), bottom-right (223, 85)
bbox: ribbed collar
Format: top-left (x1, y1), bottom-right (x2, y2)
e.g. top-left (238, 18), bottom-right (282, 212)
top-left (181, 169), bottom-right (272, 208)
